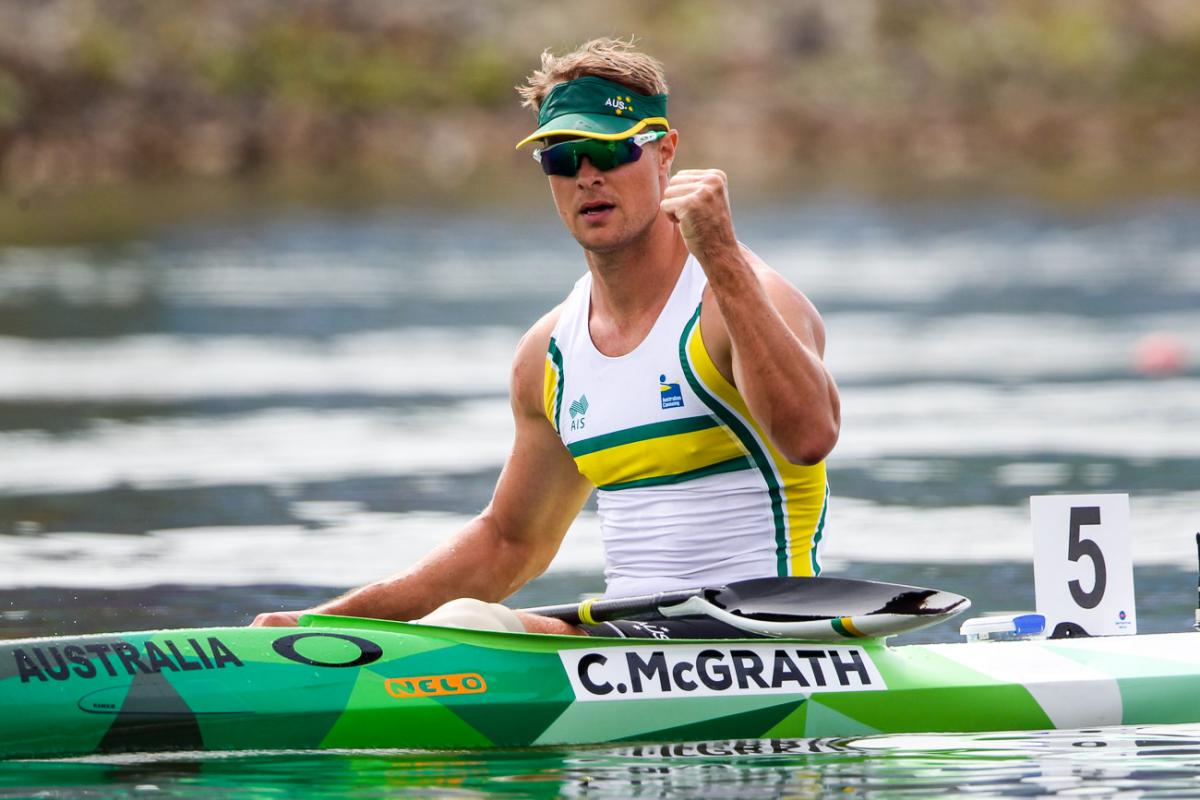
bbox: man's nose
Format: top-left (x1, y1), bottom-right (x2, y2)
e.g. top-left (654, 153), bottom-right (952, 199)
top-left (575, 157), bottom-right (605, 185)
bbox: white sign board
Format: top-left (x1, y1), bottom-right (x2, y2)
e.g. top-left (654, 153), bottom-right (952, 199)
top-left (560, 643), bottom-right (886, 701)
top-left (1031, 494), bottom-right (1136, 637)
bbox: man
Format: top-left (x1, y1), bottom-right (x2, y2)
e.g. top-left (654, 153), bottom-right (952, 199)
top-left (252, 38), bottom-right (839, 637)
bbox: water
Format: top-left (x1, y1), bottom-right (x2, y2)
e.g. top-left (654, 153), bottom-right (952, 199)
top-left (4, 729), bottom-right (1200, 797)
top-left (2, 198), bottom-right (1199, 795)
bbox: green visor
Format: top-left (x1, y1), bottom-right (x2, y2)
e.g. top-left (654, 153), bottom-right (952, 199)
top-left (515, 76), bottom-right (668, 149)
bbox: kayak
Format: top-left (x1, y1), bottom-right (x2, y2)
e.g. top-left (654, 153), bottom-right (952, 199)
top-left (3, 612), bottom-right (1200, 759)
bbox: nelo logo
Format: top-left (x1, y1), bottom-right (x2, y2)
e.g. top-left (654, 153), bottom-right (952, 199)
top-left (385, 672), bottom-right (487, 698)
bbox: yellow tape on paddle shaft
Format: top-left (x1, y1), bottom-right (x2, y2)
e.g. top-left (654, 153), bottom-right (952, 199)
top-left (578, 598), bottom-right (599, 626)
top-left (832, 616), bottom-right (867, 638)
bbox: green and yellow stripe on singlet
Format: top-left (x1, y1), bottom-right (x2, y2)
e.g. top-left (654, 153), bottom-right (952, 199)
top-left (678, 304), bottom-right (829, 577)
top-left (544, 337), bottom-right (566, 433)
top-left (568, 415), bottom-right (750, 491)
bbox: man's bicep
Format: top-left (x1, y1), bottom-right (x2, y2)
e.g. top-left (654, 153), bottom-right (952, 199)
top-left (486, 316), bottom-right (593, 565)
top-left (488, 407), bottom-right (593, 560)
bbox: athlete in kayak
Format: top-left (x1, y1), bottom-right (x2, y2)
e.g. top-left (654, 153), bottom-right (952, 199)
top-left (252, 38), bottom-right (839, 637)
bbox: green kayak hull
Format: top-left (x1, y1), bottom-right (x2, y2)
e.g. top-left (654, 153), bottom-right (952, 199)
top-left (2, 615), bottom-right (1199, 759)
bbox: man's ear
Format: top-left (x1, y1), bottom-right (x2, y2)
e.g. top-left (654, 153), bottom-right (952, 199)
top-left (657, 129), bottom-right (678, 176)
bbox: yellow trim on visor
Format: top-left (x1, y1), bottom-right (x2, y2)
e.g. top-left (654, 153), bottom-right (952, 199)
top-left (514, 117), bottom-right (670, 150)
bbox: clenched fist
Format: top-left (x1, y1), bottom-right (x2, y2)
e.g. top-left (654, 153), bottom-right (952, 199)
top-left (660, 169), bottom-right (738, 264)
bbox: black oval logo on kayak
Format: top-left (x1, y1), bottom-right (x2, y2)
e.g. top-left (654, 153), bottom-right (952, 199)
top-left (272, 632), bottom-right (383, 668)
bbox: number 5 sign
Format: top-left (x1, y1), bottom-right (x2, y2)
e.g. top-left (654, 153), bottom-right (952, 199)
top-left (1032, 494), bottom-right (1136, 637)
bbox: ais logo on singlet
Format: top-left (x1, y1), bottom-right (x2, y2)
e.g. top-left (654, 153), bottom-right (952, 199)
top-left (569, 394), bottom-right (589, 431)
top-left (659, 375), bottom-right (684, 409)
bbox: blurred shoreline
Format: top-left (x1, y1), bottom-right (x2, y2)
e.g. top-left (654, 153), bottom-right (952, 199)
top-left (3, 1), bottom-right (1200, 243)
top-left (5, 164), bottom-right (1199, 247)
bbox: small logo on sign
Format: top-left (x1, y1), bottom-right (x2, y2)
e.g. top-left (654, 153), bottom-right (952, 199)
top-left (659, 375), bottom-right (684, 409)
top-left (385, 672), bottom-right (487, 698)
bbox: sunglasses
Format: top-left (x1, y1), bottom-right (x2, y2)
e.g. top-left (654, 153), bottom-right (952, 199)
top-left (532, 131), bottom-right (666, 177)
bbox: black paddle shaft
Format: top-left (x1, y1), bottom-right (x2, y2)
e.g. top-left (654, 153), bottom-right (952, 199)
top-left (522, 587), bottom-right (703, 625)
top-left (521, 576), bottom-right (968, 625)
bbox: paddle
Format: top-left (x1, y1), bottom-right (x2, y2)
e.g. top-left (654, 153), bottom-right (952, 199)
top-left (521, 576), bottom-right (971, 640)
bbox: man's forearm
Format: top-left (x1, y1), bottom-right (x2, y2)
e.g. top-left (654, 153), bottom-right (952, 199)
top-left (311, 515), bottom-right (542, 621)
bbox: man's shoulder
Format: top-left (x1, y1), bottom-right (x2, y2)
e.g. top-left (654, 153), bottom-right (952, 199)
top-left (739, 242), bottom-right (825, 311)
top-left (515, 304), bottom-right (564, 363)
top-left (509, 304), bottom-right (566, 416)
top-left (701, 244), bottom-right (826, 355)
top-left (737, 244), bottom-right (798, 292)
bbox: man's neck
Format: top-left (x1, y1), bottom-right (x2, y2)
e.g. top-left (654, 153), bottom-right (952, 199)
top-left (585, 215), bottom-right (689, 324)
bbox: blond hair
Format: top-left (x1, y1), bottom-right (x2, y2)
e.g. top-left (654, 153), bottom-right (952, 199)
top-left (516, 37), bottom-right (669, 112)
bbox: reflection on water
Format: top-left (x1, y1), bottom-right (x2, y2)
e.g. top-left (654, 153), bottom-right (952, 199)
top-left (5, 727), bottom-right (1200, 798)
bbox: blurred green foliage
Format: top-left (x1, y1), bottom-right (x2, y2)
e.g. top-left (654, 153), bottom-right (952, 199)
top-left (1122, 33), bottom-right (1200, 102)
top-left (0, 69), bottom-right (22, 128)
top-left (70, 20), bottom-right (130, 84)
top-left (200, 22), bottom-right (426, 111)
top-left (0, 0), bottom-right (1198, 202)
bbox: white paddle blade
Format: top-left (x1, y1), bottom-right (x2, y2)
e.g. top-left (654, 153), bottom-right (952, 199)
top-left (659, 594), bottom-right (972, 641)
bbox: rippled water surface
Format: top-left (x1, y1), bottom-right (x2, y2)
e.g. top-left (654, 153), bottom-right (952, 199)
top-left (2, 199), bottom-right (1199, 795)
top-left (5, 727), bottom-right (1200, 798)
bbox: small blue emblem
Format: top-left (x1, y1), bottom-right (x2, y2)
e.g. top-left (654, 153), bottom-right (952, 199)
top-left (659, 374), bottom-right (684, 409)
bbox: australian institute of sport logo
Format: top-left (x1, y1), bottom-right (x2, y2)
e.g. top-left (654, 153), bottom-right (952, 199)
top-left (659, 375), bottom-right (684, 409)
top-left (568, 394), bottom-right (588, 431)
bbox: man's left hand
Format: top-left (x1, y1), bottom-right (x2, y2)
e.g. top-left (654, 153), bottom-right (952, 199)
top-left (660, 169), bottom-right (739, 264)
top-left (250, 610), bottom-right (304, 627)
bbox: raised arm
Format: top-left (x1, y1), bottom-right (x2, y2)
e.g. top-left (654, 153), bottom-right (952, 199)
top-left (662, 169), bottom-right (840, 465)
top-left (251, 311), bottom-right (594, 626)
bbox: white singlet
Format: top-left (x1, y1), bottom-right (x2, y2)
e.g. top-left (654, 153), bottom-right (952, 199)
top-left (543, 255), bottom-right (829, 598)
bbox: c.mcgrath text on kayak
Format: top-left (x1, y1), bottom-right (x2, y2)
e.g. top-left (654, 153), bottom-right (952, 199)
top-left (561, 644), bottom-right (886, 701)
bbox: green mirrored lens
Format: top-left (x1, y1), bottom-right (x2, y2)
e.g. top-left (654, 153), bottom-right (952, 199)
top-left (539, 138), bottom-right (640, 176)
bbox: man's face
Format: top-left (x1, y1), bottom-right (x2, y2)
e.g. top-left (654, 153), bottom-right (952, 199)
top-left (546, 131), bottom-right (678, 254)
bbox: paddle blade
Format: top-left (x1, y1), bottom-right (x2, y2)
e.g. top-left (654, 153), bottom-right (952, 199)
top-left (702, 577), bottom-right (970, 623)
top-left (651, 577), bottom-right (971, 639)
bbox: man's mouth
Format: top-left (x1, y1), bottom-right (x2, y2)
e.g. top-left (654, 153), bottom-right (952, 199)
top-left (579, 201), bottom-right (616, 217)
